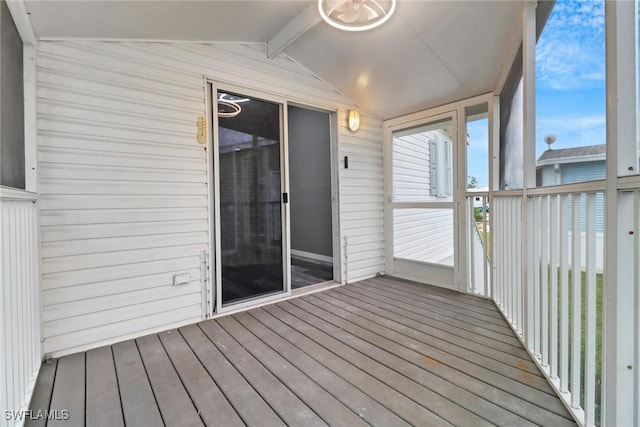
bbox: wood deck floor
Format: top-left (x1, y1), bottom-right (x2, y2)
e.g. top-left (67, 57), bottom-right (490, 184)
top-left (27, 277), bottom-right (577, 427)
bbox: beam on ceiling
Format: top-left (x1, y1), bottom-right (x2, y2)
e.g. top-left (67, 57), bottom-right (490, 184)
top-left (6, 0), bottom-right (36, 43)
top-left (266, 3), bottom-right (320, 59)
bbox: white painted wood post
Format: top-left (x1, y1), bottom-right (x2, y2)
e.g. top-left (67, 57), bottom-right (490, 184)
top-left (522, 1), bottom-right (537, 349)
top-left (603, 1), bottom-right (638, 426)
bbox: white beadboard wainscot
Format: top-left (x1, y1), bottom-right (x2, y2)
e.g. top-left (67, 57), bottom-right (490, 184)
top-left (36, 41), bottom-right (384, 357)
top-left (0, 189), bottom-right (41, 427)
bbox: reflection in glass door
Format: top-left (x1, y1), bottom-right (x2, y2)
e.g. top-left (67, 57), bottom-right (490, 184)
top-left (215, 90), bottom-right (286, 306)
top-left (388, 113), bottom-right (457, 289)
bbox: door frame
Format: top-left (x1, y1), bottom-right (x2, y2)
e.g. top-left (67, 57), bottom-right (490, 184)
top-left (205, 80), bottom-right (343, 316)
top-left (383, 109), bottom-right (459, 290)
top-left (383, 92), bottom-right (494, 292)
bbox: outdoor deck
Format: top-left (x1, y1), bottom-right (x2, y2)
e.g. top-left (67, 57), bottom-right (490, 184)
top-left (27, 277), bottom-right (576, 427)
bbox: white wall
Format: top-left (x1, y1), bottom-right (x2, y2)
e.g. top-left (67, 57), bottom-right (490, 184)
top-left (36, 41), bottom-right (384, 357)
top-left (0, 190), bottom-right (41, 427)
top-left (391, 131), bottom-right (454, 265)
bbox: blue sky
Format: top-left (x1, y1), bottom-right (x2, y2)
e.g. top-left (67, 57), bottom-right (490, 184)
top-left (535, 0), bottom-right (606, 156)
top-left (467, 0), bottom-right (607, 189)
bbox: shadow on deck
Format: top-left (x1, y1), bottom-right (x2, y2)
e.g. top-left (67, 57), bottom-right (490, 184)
top-left (27, 276), bottom-right (577, 427)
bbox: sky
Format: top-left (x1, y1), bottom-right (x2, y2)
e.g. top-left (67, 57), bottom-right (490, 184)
top-left (535, 0), bottom-right (606, 158)
top-left (466, 0), bottom-right (607, 189)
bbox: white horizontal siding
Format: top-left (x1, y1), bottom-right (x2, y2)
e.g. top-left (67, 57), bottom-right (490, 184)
top-left (393, 132), bottom-right (433, 201)
top-left (0, 194), bottom-right (41, 427)
top-left (37, 41), bottom-right (384, 356)
top-left (393, 208), bottom-right (454, 265)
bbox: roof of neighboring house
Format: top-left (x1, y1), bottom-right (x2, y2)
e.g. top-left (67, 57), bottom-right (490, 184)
top-left (536, 144), bottom-right (606, 167)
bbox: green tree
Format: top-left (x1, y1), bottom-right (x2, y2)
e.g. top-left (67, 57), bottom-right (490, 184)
top-left (467, 176), bottom-right (478, 189)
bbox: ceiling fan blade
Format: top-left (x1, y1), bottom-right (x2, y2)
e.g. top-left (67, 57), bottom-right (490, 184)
top-left (366, 0), bottom-right (387, 15)
top-left (338, 7), bottom-right (361, 23)
top-left (362, 4), bottom-right (380, 20)
top-left (327, 0), bottom-right (352, 13)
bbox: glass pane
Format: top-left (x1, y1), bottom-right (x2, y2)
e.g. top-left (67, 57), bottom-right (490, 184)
top-left (217, 91), bottom-right (283, 305)
top-left (0, 0), bottom-right (25, 189)
top-left (393, 208), bottom-right (454, 266)
top-left (392, 119), bottom-right (453, 202)
top-left (466, 103), bottom-right (489, 191)
top-left (535, 1), bottom-right (606, 186)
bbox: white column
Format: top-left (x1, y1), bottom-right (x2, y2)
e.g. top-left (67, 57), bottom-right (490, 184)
top-left (522, 0), bottom-right (537, 347)
top-left (603, 1), bottom-right (638, 426)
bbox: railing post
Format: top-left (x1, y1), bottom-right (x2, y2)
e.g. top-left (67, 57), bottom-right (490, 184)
top-left (603, 1), bottom-right (638, 426)
top-left (522, 0), bottom-right (537, 350)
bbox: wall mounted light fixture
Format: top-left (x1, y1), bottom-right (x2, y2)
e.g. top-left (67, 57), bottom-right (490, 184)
top-left (347, 110), bottom-right (360, 132)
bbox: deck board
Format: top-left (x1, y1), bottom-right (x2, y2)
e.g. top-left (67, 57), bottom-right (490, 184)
top-left (261, 304), bottom-right (454, 427)
top-left (157, 329), bottom-right (244, 427)
top-left (308, 292), bottom-right (549, 389)
top-left (112, 340), bottom-right (164, 427)
top-left (24, 360), bottom-right (57, 427)
top-left (319, 289), bottom-right (541, 375)
top-left (86, 346), bottom-right (124, 427)
top-left (47, 352), bottom-right (84, 427)
top-left (136, 334), bottom-right (204, 427)
top-left (179, 324), bottom-right (285, 427)
top-left (235, 310), bottom-right (412, 427)
top-left (217, 315), bottom-right (369, 427)
top-left (198, 319), bottom-right (326, 427)
top-left (29, 276), bottom-right (577, 427)
top-left (287, 296), bottom-right (572, 422)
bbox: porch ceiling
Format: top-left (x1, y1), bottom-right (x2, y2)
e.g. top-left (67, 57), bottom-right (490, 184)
top-left (23, 0), bottom-right (525, 120)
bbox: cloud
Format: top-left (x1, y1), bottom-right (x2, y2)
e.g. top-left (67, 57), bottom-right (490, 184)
top-left (536, 114), bottom-right (606, 149)
top-left (536, 0), bottom-right (605, 90)
top-left (538, 115), bottom-right (606, 131)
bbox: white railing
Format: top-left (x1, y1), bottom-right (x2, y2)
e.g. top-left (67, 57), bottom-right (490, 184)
top-left (0, 189), bottom-right (41, 427)
top-left (492, 194), bottom-right (524, 332)
top-left (465, 192), bottom-right (491, 297)
top-left (493, 184), bottom-right (605, 427)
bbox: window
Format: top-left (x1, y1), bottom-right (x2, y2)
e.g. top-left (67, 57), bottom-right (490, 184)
top-left (0, 0), bottom-right (25, 190)
top-left (428, 137), bottom-right (452, 198)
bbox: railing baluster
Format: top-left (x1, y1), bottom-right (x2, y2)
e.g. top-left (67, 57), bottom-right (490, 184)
top-left (550, 194), bottom-right (559, 379)
top-left (541, 195), bottom-right (550, 368)
top-left (516, 198), bottom-right (523, 333)
top-left (584, 193), bottom-right (597, 427)
top-left (468, 197), bottom-right (474, 293)
top-left (560, 193), bottom-right (570, 393)
top-left (505, 198), bottom-right (518, 321)
top-left (505, 197), bottom-right (510, 314)
top-left (534, 196), bottom-right (542, 357)
top-left (571, 193), bottom-right (583, 410)
top-left (499, 199), bottom-right (504, 308)
top-left (483, 195), bottom-right (489, 298)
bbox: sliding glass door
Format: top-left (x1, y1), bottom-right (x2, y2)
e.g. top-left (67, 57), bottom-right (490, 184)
top-left (214, 89), bottom-right (288, 307)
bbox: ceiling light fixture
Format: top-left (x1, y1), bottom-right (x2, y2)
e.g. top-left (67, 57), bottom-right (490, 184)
top-left (218, 100), bottom-right (241, 118)
top-left (347, 110), bottom-right (360, 132)
top-left (219, 93), bottom-right (250, 104)
top-left (318, 0), bottom-right (396, 32)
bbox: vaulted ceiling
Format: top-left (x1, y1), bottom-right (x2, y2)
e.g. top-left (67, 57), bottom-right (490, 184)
top-left (23, 0), bottom-right (525, 120)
